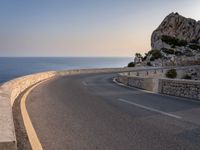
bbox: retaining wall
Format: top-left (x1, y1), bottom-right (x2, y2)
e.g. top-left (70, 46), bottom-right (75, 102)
top-left (125, 65), bottom-right (200, 79)
top-left (116, 74), bottom-right (159, 92)
top-left (117, 69), bottom-right (200, 100)
top-left (159, 78), bottom-right (200, 99)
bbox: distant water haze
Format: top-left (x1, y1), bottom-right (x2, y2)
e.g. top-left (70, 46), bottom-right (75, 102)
top-left (0, 57), bottom-right (132, 83)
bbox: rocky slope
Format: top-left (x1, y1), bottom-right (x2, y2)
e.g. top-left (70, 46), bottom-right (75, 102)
top-left (151, 12), bottom-right (200, 50)
top-left (143, 12), bottom-right (200, 66)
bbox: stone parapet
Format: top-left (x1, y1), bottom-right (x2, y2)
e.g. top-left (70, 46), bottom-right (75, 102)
top-left (0, 71), bottom-right (56, 150)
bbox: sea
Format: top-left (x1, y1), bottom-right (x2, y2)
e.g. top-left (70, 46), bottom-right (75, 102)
top-left (0, 57), bottom-right (132, 83)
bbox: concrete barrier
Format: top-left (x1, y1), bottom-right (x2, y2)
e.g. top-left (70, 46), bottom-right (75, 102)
top-left (0, 71), bottom-right (56, 150)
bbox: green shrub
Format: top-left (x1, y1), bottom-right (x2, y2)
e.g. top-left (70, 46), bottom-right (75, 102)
top-left (175, 51), bottom-right (183, 56)
top-left (189, 44), bottom-right (200, 50)
top-left (161, 35), bottom-right (188, 47)
top-left (149, 49), bottom-right (162, 61)
top-left (161, 48), bottom-right (175, 54)
top-left (127, 62), bottom-right (135, 67)
top-left (182, 74), bottom-right (192, 80)
top-left (147, 62), bottom-right (152, 66)
top-left (142, 53), bottom-right (149, 61)
top-left (185, 50), bottom-right (194, 57)
top-left (165, 69), bottom-right (177, 78)
top-left (135, 53), bottom-right (143, 58)
top-left (190, 39), bottom-right (199, 44)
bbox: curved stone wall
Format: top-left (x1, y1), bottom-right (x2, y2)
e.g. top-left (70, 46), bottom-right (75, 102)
top-left (0, 71), bottom-right (56, 150)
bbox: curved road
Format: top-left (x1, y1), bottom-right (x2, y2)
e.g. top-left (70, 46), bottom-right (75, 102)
top-left (26, 73), bottom-right (200, 150)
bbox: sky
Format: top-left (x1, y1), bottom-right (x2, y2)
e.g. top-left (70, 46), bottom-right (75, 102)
top-left (0, 0), bottom-right (200, 57)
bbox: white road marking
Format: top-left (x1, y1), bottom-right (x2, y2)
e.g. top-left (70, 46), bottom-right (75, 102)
top-left (118, 98), bottom-right (182, 119)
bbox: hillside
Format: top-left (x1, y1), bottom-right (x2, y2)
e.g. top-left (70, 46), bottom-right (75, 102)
top-left (140, 12), bottom-right (200, 66)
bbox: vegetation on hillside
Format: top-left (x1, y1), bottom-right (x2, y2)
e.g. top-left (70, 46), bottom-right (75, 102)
top-left (146, 62), bottom-right (152, 66)
top-left (148, 49), bottom-right (163, 61)
top-left (189, 44), bottom-right (200, 51)
top-left (135, 53), bottom-right (143, 59)
top-left (165, 69), bottom-right (177, 78)
top-left (161, 48), bottom-right (175, 54)
top-left (161, 35), bottom-right (188, 47)
top-left (127, 62), bottom-right (135, 67)
top-left (174, 51), bottom-right (183, 56)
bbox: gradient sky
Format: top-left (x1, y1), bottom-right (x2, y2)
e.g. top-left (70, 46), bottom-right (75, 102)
top-left (0, 0), bottom-right (200, 57)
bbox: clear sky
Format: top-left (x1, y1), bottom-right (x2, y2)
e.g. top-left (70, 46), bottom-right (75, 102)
top-left (0, 0), bottom-right (200, 57)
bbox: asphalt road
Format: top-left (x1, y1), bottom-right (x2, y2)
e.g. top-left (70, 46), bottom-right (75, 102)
top-left (26, 73), bottom-right (200, 150)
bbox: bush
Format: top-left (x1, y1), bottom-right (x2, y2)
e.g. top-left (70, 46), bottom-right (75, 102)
top-left (149, 49), bottom-right (162, 61)
top-left (175, 51), bottom-right (183, 56)
top-left (127, 62), bottom-right (135, 67)
top-left (142, 53), bottom-right (148, 61)
top-left (185, 50), bottom-right (194, 57)
top-left (190, 39), bottom-right (199, 44)
top-left (161, 48), bottom-right (175, 54)
top-left (182, 74), bottom-right (192, 80)
top-left (161, 35), bottom-right (188, 47)
top-left (146, 62), bottom-right (152, 66)
top-left (165, 69), bottom-right (177, 78)
top-left (189, 44), bottom-right (200, 50)
top-left (135, 53), bottom-right (143, 58)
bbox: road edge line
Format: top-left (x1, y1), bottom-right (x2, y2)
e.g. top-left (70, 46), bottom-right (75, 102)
top-left (20, 79), bottom-right (51, 150)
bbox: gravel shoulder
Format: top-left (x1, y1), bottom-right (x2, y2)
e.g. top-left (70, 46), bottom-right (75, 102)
top-left (13, 87), bottom-right (33, 150)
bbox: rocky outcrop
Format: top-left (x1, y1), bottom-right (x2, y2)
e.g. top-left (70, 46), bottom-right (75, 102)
top-left (143, 12), bottom-right (200, 67)
top-left (151, 12), bottom-right (200, 50)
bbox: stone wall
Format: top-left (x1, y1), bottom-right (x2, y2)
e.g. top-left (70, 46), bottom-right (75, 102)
top-left (159, 79), bottom-right (200, 99)
top-left (0, 71), bottom-right (57, 150)
top-left (125, 65), bottom-right (200, 80)
top-left (116, 74), bottom-right (159, 92)
top-left (116, 66), bottom-right (200, 100)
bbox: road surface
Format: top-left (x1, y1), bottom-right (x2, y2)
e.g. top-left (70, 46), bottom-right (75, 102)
top-left (25, 73), bottom-right (200, 150)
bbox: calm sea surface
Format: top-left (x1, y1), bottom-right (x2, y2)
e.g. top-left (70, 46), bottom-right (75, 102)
top-left (0, 57), bottom-right (132, 83)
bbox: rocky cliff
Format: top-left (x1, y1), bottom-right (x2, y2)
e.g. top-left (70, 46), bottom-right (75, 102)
top-left (143, 12), bottom-right (200, 66)
top-left (151, 12), bottom-right (200, 50)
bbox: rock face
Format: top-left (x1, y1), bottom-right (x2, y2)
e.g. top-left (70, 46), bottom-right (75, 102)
top-left (145, 12), bottom-right (200, 66)
top-left (151, 12), bottom-right (200, 50)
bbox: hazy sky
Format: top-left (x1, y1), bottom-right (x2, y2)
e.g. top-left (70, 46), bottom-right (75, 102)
top-left (0, 0), bottom-right (200, 57)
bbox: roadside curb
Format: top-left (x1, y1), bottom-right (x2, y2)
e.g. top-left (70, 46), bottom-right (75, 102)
top-left (20, 80), bottom-right (50, 150)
